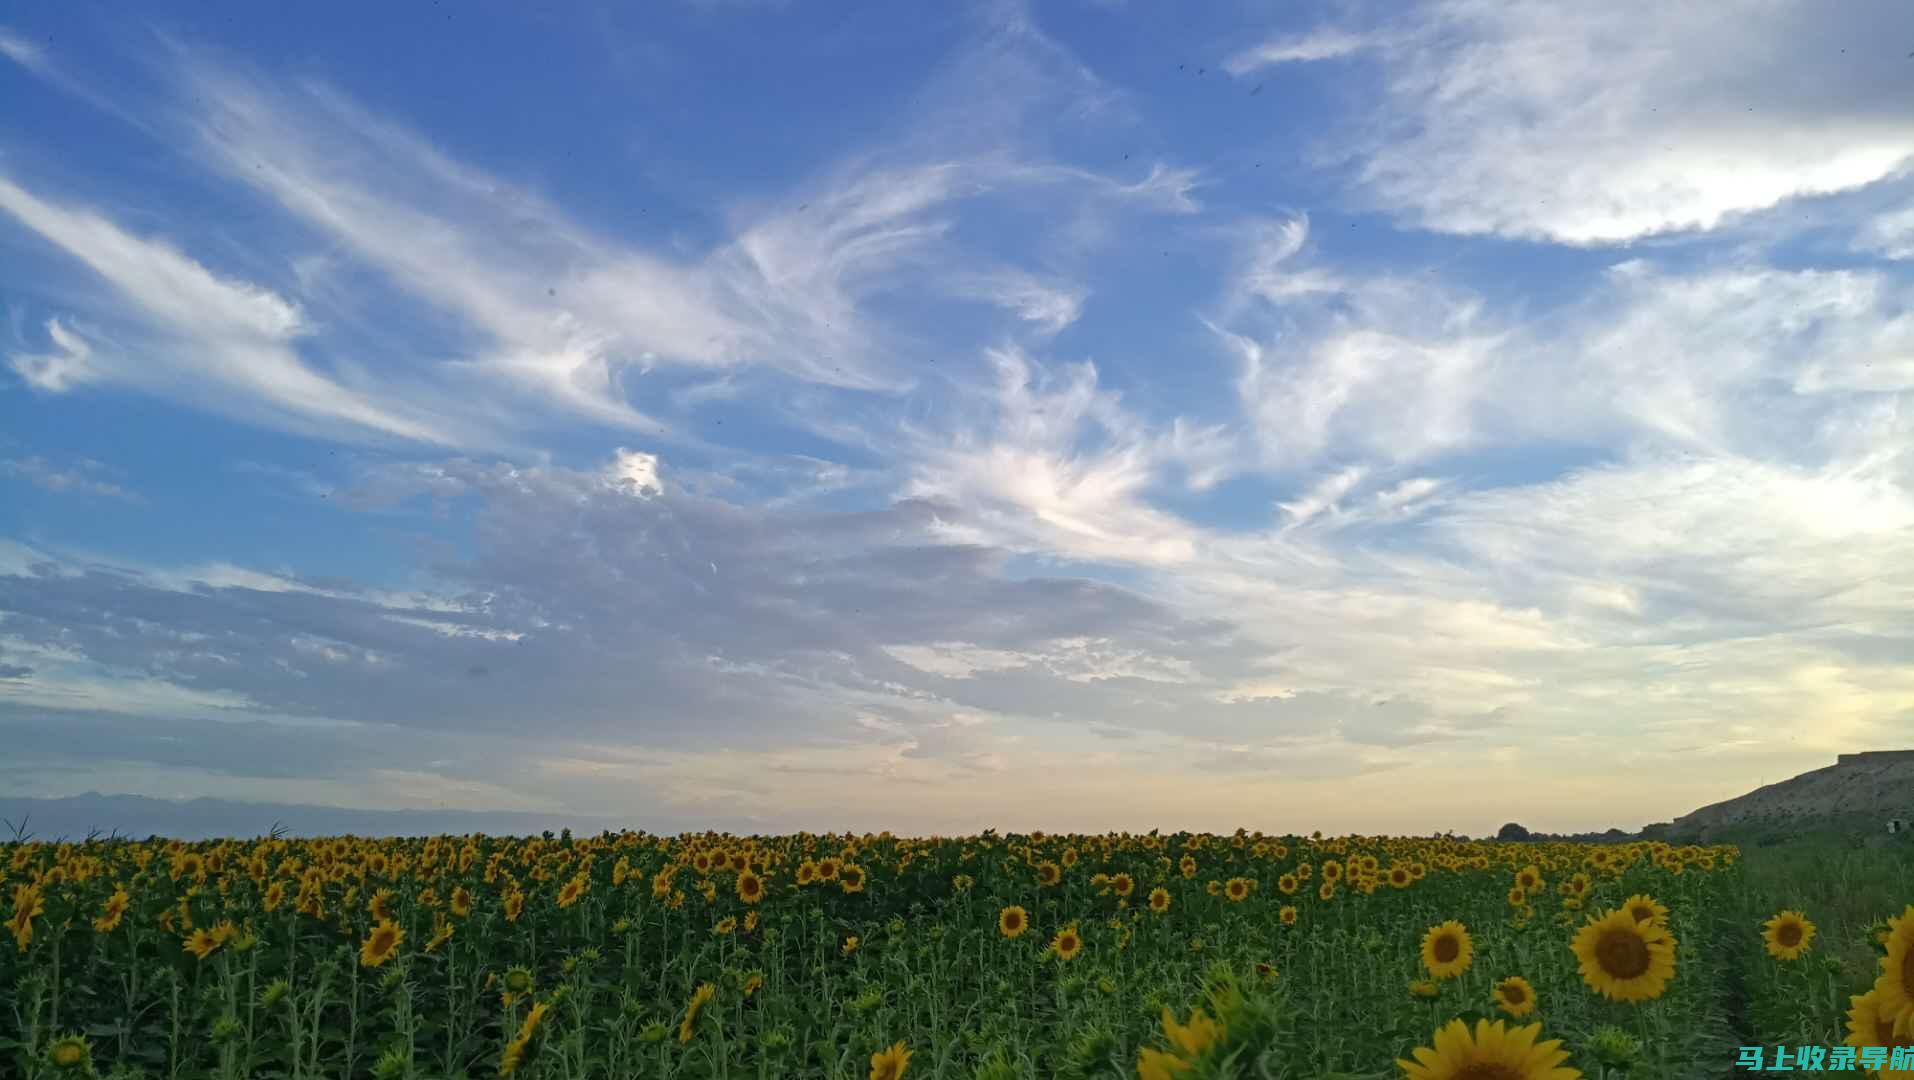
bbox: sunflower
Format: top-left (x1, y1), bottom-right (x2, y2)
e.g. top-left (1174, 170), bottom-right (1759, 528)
top-left (1161, 1005), bottom-right (1226, 1056)
top-left (839, 865), bottom-right (867, 894)
top-left (1621, 894), bottom-right (1668, 926)
top-left (1255, 961), bottom-right (1277, 982)
top-left (815, 858), bottom-right (840, 882)
top-left (1149, 886), bottom-right (1171, 914)
top-left (1570, 909), bottom-right (1677, 1003)
top-left (796, 861), bottom-right (818, 886)
top-left (1874, 905), bottom-right (1914, 1027)
top-left (1397, 1018), bottom-right (1582, 1080)
top-left (1494, 975), bottom-right (1538, 1018)
top-left (503, 891), bottom-right (525, 923)
top-left (450, 886), bottom-right (473, 918)
top-left (714, 916), bottom-right (737, 935)
top-left (261, 881), bottom-right (286, 913)
top-left (1036, 861), bottom-right (1061, 887)
top-left (8, 885), bottom-right (45, 952)
top-left (869, 1039), bottom-right (912, 1080)
top-left (1277, 873), bottom-right (1298, 895)
top-left (1516, 865), bottom-right (1543, 892)
top-left (1321, 859), bottom-right (1342, 883)
top-left (557, 873), bottom-right (588, 909)
top-left (999, 905), bottom-right (1029, 939)
top-left (183, 928), bottom-right (221, 960)
top-left (1112, 873), bottom-right (1136, 898)
top-left (46, 1034), bottom-right (92, 1072)
top-left (1225, 877), bottom-right (1251, 903)
top-left (359, 919), bottom-right (404, 968)
top-left (1179, 855), bottom-right (1197, 878)
top-left (1508, 886), bottom-right (1527, 907)
top-left (1409, 979), bottom-right (1440, 999)
top-left (1318, 881), bottom-right (1336, 902)
top-left (679, 982), bottom-right (716, 1044)
top-left (843, 934), bottom-right (860, 955)
top-left (367, 888), bottom-right (396, 922)
top-left (736, 871), bottom-right (765, 904)
top-left (1762, 910), bottom-right (1816, 961)
top-left (1052, 925), bottom-right (1084, 961)
top-left (1280, 905), bottom-right (1298, 925)
top-left (1421, 921), bottom-right (1474, 979)
top-left (94, 887), bottom-right (130, 933)
top-left (1388, 865), bottom-right (1412, 889)
top-left (1845, 987), bottom-right (1914, 1055)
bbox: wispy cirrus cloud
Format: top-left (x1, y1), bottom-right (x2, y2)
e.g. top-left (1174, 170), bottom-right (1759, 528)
top-left (0, 176), bottom-right (460, 443)
top-left (1250, 0), bottom-right (1914, 243)
top-left (1, 456), bottom-right (141, 501)
top-left (1223, 29), bottom-right (1373, 75)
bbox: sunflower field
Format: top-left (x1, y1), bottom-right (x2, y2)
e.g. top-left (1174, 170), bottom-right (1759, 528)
top-left (3, 827), bottom-right (1904, 1079)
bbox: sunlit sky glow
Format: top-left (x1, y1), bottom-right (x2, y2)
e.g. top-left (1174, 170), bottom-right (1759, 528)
top-left (3, 1), bottom-right (1913, 837)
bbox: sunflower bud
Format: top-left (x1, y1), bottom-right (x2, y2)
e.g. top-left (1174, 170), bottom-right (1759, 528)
top-left (1586, 1025), bottom-right (1643, 1068)
top-left (210, 1015), bottom-right (242, 1044)
top-left (46, 1035), bottom-right (93, 1074)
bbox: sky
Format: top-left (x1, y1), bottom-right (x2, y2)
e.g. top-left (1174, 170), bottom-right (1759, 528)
top-left (2, 0), bottom-right (1912, 838)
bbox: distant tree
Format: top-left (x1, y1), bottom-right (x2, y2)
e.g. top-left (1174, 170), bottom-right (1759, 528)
top-left (1496, 822), bottom-right (1531, 842)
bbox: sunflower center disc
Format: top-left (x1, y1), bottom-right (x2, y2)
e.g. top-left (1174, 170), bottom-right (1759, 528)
top-left (1597, 929), bottom-right (1652, 979)
top-left (1452, 1065), bottom-right (1524, 1080)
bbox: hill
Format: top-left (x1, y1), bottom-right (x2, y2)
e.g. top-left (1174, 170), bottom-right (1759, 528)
top-left (1670, 751), bottom-right (1914, 841)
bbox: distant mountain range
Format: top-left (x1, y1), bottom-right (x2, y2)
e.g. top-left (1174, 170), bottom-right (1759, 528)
top-left (0, 792), bottom-right (633, 842)
top-left (1669, 751), bottom-right (1914, 840)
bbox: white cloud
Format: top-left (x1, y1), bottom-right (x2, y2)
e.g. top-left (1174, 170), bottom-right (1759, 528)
top-left (7, 318), bottom-right (100, 393)
top-left (1219, 216), bottom-right (1914, 474)
top-left (1326, 0), bottom-right (1914, 243)
top-left (606, 448), bottom-right (664, 497)
top-left (1224, 29), bottom-right (1371, 75)
top-left (1860, 205), bottom-right (1914, 260)
top-left (904, 346), bottom-right (1204, 566)
top-left (0, 177), bottom-right (455, 442)
top-left (0, 27), bottom-right (50, 76)
top-left (955, 269), bottom-right (1087, 335)
top-left (1, 456), bottom-right (140, 501)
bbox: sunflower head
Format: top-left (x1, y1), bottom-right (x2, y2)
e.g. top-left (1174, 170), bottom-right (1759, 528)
top-left (839, 865), bottom-right (866, 894)
top-left (1420, 920), bottom-right (1474, 979)
top-left (1570, 908), bottom-right (1677, 1003)
top-left (1873, 904), bottom-right (1914, 1028)
top-left (1622, 893), bottom-right (1668, 926)
top-left (1762, 910), bottom-right (1816, 961)
top-left (1493, 975), bottom-right (1538, 1018)
top-left (1148, 887), bottom-right (1171, 913)
top-left (1846, 986), bottom-right (1914, 1051)
top-left (1052, 926), bottom-right (1083, 962)
top-left (869, 1040), bottom-right (912, 1080)
top-left (359, 920), bottom-right (404, 968)
top-left (1398, 1018), bottom-right (1581, 1080)
top-left (998, 905), bottom-right (1029, 939)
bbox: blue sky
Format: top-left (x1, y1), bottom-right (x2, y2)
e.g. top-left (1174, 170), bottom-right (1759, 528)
top-left (3, 0), bottom-right (1913, 836)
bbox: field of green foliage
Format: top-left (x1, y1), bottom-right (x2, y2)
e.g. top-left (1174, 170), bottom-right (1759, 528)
top-left (4, 827), bottom-right (1913, 1079)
